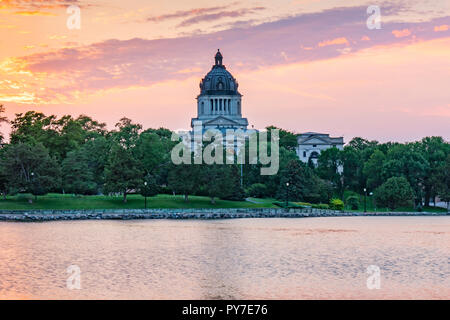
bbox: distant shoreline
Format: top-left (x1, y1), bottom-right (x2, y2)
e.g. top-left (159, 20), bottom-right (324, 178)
top-left (0, 208), bottom-right (447, 222)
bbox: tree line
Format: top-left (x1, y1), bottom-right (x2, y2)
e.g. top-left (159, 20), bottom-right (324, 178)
top-left (0, 106), bottom-right (449, 210)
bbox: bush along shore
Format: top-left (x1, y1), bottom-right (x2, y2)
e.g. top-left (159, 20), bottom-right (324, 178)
top-left (0, 208), bottom-right (447, 222)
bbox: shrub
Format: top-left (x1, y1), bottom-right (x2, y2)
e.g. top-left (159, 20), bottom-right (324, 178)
top-left (247, 183), bottom-right (269, 198)
top-left (273, 201), bottom-right (304, 209)
top-left (312, 203), bottom-right (329, 209)
top-left (330, 198), bottom-right (344, 210)
top-left (346, 195), bottom-right (360, 210)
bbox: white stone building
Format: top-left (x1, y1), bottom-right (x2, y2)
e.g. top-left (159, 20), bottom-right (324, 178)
top-left (296, 132), bottom-right (344, 172)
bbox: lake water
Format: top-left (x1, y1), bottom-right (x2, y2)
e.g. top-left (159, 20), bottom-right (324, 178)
top-left (0, 217), bottom-right (448, 299)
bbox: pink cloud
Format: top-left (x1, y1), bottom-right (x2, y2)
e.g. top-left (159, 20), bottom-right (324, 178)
top-left (2, 6), bottom-right (450, 104)
top-left (146, 5), bottom-right (230, 23)
top-left (177, 7), bottom-right (266, 27)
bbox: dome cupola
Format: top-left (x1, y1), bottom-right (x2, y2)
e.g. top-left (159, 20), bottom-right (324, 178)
top-left (199, 49), bottom-right (240, 96)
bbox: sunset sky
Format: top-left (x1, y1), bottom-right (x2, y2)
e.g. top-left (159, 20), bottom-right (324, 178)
top-left (0, 0), bottom-right (449, 142)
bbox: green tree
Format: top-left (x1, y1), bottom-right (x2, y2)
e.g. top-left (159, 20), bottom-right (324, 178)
top-left (110, 117), bottom-right (142, 149)
top-left (77, 135), bottom-right (110, 191)
top-left (1, 142), bottom-right (61, 201)
top-left (276, 159), bottom-right (326, 202)
top-left (0, 147), bottom-right (8, 199)
top-left (363, 149), bottom-right (386, 190)
top-left (374, 176), bottom-right (414, 210)
top-left (140, 174), bottom-right (159, 208)
top-left (341, 147), bottom-right (361, 191)
top-left (62, 150), bottom-right (97, 195)
top-left (419, 137), bottom-right (450, 206)
top-left (135, 129), bottom-right (175, 186)
top-left (168, 163), bottom-right (200, 202)
top-left (266, 126), bottom-right (298, 151)
top-left (104, 143), bottom-right (142, 203)
top-left (0, 104), bottom-right (8, 144)
top-left (201, 164), bottom-right (235, 204)
top-left (10, 112), bottom-right (106, 160)
top-left (317, 147), bottom-right (344, 198)
top-left (219, 165), bottom-right (245, 201)
top-left (436, 154), bottom-right (450, 211)
top-left (381, 144), bottom-right (428, 207)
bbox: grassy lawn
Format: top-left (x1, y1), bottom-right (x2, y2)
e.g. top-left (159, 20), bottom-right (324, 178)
top-left (0, 193), bottom-right (277, 210)
top-left (0, 193), bottom-right (446, 212)
top-left (341, 191), bottom-right (448, 213)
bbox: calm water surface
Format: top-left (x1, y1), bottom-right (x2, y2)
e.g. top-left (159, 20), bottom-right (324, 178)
top-left (0, 217), bottom-right (449, 299)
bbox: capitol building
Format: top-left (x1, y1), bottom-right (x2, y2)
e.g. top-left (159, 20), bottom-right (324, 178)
top-left (190, 50), bottom-right (344, 163)
top-left (190, 49), bottom-right (248, 132)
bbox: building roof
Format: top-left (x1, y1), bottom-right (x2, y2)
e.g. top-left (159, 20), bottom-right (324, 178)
top-left (198, 50), bottom-right (240, 96)
top-left (297, 132), bottom-right (344, 145)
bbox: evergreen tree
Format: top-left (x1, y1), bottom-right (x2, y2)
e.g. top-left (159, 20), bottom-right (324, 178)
top-left (62, 150), bottom-right (97, 195)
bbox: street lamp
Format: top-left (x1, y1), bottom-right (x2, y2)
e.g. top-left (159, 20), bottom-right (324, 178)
top-left (363, 188), bottom-right (367, 213)
top-left (144, 181), bottom-right (148, 209)
top-left (285, 182), bottom-right (290, 210)
top-left (30, 172), bottom-right (37, 202)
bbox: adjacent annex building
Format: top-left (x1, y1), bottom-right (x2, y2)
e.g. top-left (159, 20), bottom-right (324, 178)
top-left (296, 132), bottom-right (344, 172)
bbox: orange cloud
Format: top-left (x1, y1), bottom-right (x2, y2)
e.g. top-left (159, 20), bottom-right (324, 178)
top-left (434, 25), bottom-right (449, 32)
top-left (361, 36), bottom-right (370, 41)
top-left (392, 29), bottom-right (411, 38)
top-left (14, 11), bottom-right (57, 16)
top-left (318, 37), bottom-right (349, 47)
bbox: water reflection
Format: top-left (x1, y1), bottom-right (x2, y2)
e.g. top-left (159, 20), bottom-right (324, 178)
top-left (0, 217), bottom-right (448, 299)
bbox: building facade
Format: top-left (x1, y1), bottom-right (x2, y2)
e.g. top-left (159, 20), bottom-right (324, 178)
top-left (190, 50), bottom-right (248, 132)
top-left (297, 132), bottom-right (344, 172)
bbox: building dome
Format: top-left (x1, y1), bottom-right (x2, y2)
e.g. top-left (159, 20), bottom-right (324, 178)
top-left (199, 49), bottom-right (240, 96)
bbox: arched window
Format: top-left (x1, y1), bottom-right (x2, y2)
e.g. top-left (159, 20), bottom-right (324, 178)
top-left (310, 151), bottom-right (319, 159)
top-left (217, 77), bottom-right (224, 90)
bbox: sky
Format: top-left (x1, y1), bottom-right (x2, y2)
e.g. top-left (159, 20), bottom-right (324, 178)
top-left (0, 0), bottom-right (449, 142)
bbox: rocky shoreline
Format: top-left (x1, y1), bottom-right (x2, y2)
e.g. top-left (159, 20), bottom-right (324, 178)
top-left (0, 208), bottom-right (447, 222)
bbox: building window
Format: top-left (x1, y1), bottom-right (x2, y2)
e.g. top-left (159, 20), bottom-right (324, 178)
top-left (313, 144), bottom-right (317, 148)
top-left (303, 151), bottom-right (306, 158)
top-left (201, 102), bottom-right (204, 114)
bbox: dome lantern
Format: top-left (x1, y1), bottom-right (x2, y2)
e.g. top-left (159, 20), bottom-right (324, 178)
top-left (199, 50), bottom-right (241, 96)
